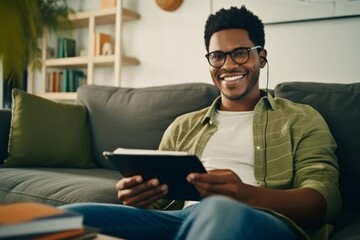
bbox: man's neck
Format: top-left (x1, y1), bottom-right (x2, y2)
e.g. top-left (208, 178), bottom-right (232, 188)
top-left (219, 92), bottom-right (261, 111)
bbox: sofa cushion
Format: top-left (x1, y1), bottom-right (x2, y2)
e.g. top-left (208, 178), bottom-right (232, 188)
top-left (77, 83), bottom-right (219, 169)
top-left (330, 217), bottom-right (360, 240)
top-left (3, 89), bottom-right (95, 168)
top-left (0, 168), bottom-right (121, 206)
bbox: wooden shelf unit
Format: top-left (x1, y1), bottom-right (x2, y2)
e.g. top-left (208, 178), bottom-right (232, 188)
top-left (37, 0), bottom-right (140, 100)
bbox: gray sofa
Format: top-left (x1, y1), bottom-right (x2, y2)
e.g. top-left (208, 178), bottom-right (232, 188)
top-left (0, 82), bottom-right (359, 239)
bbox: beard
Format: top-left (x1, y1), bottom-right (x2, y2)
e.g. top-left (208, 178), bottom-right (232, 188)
top-left (221, 69), bottom-right (260, 101)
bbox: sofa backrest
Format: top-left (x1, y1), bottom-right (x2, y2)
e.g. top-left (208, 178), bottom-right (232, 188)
top-left (77, 83), bottom-right (219, 169)
top-left (274, 82), bottom-right (360, 217)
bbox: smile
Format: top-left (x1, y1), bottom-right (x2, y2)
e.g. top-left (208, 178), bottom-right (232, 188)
top-left (220, 74), bottom-right (246, 82)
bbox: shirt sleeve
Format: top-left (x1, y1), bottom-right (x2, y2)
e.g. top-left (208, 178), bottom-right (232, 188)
top-left (293, 105), bottom-right (341, 223)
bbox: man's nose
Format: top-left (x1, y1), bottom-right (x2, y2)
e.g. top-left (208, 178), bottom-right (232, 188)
top-left (222, 54), bottom-right (238, 69)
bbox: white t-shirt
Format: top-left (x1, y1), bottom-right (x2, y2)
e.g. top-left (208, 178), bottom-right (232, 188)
top-left (184, 110), bottom-right (259, 208)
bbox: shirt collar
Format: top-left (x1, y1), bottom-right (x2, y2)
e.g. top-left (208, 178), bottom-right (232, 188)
top-left (201, 89), bottom-right (276, 125)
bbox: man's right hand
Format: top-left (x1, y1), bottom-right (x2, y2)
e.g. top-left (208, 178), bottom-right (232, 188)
top-left (116, 175), bottom-right (168, 208)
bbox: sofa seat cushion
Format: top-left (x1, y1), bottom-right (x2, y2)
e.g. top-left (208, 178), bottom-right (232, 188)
top-left (0, 168), bottom-right (122, 206)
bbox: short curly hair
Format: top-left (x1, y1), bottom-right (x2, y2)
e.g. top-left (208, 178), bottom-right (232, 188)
top-left (204, 6), bottom-right (265, 52)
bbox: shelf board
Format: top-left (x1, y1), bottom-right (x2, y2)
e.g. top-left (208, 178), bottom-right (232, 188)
top-left (44, 55), bottom-right (139, 68)
top-left (69, 8), bottom-right (140, 28)
top-left (45, 56), bottom-right (88, 68)
top-left (123, 56), bottom-right (140, 66)
top-left (123, 9), bottom-right (141, 21)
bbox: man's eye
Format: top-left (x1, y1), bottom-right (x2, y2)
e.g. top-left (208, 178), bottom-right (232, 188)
top-left (210, 53), bottom-right (224, 61)
top-left (233, 50), bottom-right (247, 58)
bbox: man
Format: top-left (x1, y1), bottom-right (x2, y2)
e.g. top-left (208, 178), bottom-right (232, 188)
top-left (63, 6), bottom-right (341, 240)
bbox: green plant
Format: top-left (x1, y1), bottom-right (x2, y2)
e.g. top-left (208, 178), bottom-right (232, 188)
top-left (0, 0), bottom-right (73, 84)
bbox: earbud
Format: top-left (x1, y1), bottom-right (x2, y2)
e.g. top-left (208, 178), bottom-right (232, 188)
top-left (261, 56), bottom-right (268, 62)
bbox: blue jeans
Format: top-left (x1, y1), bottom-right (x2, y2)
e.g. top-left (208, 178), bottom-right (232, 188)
top-left (61, 196), bottom-right (299, 240)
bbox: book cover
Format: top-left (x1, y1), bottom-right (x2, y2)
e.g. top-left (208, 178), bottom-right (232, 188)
top-left (103, 148), bottom-right (207, 200)
top-left (33, 228), bottom-right (84, 240)
top-left (64, 38), bottom-right (76, 57)
top-left (53, 71), bottom-right (62, 92)
top-left (94, 32), bottom-right (113, 56)
top-left (0, 202), bottom-right (83, 239)
top-left (61, 69), bottom-right (70, 92)
top-left (72, 70), bottom-right (86, 92)
top-left (30, 226), bottom-right (98, 240)
top-left (100, 0), bottom-right (116, 8)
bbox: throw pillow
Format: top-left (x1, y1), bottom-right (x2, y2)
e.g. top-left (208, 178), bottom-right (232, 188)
top-left (3, 89), bottom-right (95, 168)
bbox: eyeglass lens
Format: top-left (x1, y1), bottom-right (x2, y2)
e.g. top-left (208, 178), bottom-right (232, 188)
top-left (208, 48), bottom-right (250, 68)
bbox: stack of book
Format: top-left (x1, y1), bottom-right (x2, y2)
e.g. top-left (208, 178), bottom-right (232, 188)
top-left (56, 38), bottom-right (76, 58)
top-left (46, 70), bottom-right (86, 93)
top-left (0, 202), bottom-right (97, 240)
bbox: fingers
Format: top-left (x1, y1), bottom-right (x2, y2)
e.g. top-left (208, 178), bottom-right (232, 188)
top-left (119, 179), bottom-right (167, 201)
top-left (187, 169), bottom-right (241, 198)
top-left (123, 188), bottom-right (167, 208)
top-left (116, 176), bottom-right (168, 208)
top-left (187, 169), bottom-right (233, 184)
top-left (116, 175), bottom-right (143, 191)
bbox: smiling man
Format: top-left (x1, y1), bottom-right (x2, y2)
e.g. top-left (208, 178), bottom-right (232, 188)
top-left (62, 6), bottom-right (340, 240)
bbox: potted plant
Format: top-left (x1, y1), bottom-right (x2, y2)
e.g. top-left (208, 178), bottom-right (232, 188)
top-left (0, 0), bottom-right (73, 108)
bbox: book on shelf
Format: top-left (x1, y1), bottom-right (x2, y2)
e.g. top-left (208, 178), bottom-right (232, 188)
top-left (0, 202), bottom-right (86, 239)
top-left (103, 148), bottom-right (207, 201)
top-left (46, 70), bottom-right (86, 93)
top-left (56, 38), bottom-right (76, 58)
top-left (94, 32), bottom-right (113, 56)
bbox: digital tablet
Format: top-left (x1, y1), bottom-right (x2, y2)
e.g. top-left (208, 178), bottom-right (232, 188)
top-left (103, 148), bottom-right (207, 200)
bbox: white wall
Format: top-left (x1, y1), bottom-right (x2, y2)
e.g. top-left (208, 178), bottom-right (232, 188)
top-left (121, 0), bottom-right (211, 88)
top-left (120, 0), bottom-right (360, 89)
top-left (265, 17), bottom-right (360, 88)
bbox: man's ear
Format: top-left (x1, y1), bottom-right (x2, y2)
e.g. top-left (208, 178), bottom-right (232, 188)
top-left (259, 49), bottom-right (267, 68)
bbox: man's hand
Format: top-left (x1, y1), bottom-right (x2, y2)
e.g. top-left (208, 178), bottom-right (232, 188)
top-left (116, 176), bottom-right (168, 208)
top-left (187, 169), bottom-right (248, 201)
top-left (187, 169), bottom-right (327, 227)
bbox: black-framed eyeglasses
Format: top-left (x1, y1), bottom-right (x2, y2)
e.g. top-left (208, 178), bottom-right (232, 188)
top-left (205, 46), bottom-right (262, 68)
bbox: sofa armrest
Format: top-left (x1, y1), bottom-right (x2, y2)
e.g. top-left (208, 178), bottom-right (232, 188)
top-left (0, 109), bottom-right (11, 164)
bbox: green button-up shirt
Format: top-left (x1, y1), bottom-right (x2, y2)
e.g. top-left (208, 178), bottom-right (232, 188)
top-left (156, 91), bottom-right (341, 240)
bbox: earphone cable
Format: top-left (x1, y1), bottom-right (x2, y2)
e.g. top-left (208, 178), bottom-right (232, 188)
top-left (263, 60), bottom-right (269, 187)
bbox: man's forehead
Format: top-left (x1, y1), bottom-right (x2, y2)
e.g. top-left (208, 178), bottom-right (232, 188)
top-left (208, 29), bottom-right (253, 51)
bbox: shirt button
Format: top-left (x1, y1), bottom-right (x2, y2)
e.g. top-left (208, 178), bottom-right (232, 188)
top-left (256, 146), bottom-right (261, 150)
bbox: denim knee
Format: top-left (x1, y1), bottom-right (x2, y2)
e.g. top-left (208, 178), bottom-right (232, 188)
top-left (200, 195), bottom-right (249, 214)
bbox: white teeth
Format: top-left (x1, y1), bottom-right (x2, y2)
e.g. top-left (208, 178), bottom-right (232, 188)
top-left (222, 75), bottom-right (244, 81)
